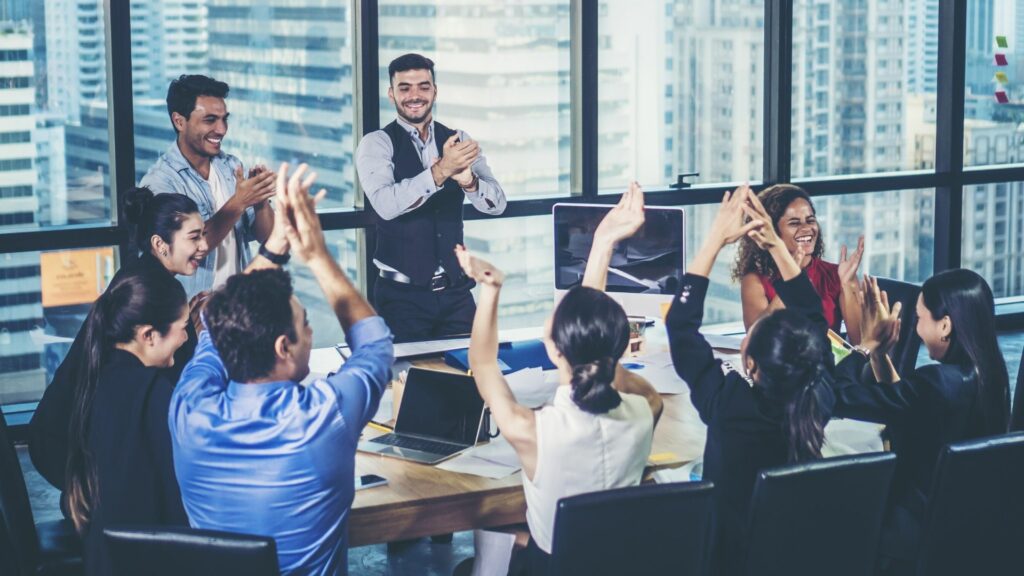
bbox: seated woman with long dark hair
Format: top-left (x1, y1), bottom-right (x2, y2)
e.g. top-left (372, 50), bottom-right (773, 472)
top-left (65, 268), bottom-right (192, 575)
top-left (667, 184), bottom-right (840, 575)
top-left (30, 187), bottom-right (208, 490)
top-left (832, 269), bottom-right (1010, 574)
top-left (455, 184), bottom-right (663, 574)
top-left (734, 184), bottom-right (865, 343)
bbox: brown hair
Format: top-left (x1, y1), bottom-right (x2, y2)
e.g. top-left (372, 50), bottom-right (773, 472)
top-left (732, 184), bottom-right (825, 281)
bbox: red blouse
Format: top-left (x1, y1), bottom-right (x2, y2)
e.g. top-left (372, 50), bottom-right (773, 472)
top-left (759, 258), bottom-right (843, 331)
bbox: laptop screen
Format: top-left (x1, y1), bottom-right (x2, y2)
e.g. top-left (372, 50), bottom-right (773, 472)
top-left (395, 368), bottom-right (485, 446)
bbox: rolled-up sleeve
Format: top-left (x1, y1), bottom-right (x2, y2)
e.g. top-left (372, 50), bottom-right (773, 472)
top-left (356, 131), bottom-right (440, 221)
top-left (327, 316), bottom-right (394, 439)
top-left (459, 130), bottom-right (506, 215)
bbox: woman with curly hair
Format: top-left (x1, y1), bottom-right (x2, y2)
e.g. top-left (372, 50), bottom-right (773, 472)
top-left (734, 184), bottom-right (865, 343)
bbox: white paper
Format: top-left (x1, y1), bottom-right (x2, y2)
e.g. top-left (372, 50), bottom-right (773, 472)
top-left (822, 418), bottom-right (885, 456)
top-left (437, 438), bottom-right (522, 479)
top-left (653, 459), bottom-right (703, 484)
top-left (505, 367), bottom-right (559, 408)
top-left (471, 530), bottom-right (517, 576)
top-left (301, 347), bottom-right (345, 385)
top-left (624, 362), bottom-right (688, 395)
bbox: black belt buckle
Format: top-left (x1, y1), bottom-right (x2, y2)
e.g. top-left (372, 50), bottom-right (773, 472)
top-left (430, 273), bottom-right (449, 292)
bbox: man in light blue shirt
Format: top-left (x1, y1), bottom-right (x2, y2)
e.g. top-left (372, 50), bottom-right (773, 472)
top-left (141, 74), bottom-right (278, 297)
top-left (169, 164), bottom-right (393, 576)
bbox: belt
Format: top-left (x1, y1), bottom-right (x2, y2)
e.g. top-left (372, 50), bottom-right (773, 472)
top-left (379, 269), bottom-right (453, 292)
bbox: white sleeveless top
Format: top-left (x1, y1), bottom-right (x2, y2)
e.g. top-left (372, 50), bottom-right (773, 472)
top-left (523, 385), bottom-right (654, 553)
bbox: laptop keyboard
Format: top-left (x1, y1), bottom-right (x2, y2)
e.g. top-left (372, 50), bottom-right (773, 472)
top-left (370, 434), bottom-right (466, 456)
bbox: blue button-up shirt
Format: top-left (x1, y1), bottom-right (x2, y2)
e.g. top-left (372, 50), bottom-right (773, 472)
top-left (169, 317), bottom-right (393, 576)
top-left (140, 142), bottom-right (257, 298)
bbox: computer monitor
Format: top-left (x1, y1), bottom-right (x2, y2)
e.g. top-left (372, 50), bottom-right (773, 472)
top-left (553, 203), bottom-right (685, 317)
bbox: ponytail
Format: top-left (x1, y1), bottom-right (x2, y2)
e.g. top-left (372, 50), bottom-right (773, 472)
top-left (123, 186), bottom-right (200, 256)
top-left (746, 308), bottom-right (831, 463)
top-left (551, 287), bottom-right (630, 415)
top-left (64, 269), bottom-right (188, 533)
top-left (571, 356), bottom-right (622, 415)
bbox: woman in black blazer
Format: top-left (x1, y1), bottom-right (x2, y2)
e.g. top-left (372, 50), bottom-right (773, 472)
top-left (832, 269), bottom-right (1010, 574)
top-left (29, 188), bottom-right (208, 490)
top-left (65, 268), bottom-right (192, 576)
top-left (666, 185), bottom-right (838, 575)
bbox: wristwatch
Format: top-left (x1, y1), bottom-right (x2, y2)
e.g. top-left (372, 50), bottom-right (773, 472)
top-left (850, 345), bottom-right (872, 358)
top-left (259, 243), bottom-right (290, 265)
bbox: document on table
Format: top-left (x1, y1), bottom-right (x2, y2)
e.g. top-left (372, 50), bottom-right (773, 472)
top-left (506, 367), bottom-right (559, 408)
top-left (621, 351), bottom-right (688, 395)
top-left (301, 347), bottom-right (345, 385)
top-left (438, 437), bottom-right (522, 479)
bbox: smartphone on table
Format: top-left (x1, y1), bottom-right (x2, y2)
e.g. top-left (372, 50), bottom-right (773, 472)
top-left (356, 474), bottom-right (388, 491)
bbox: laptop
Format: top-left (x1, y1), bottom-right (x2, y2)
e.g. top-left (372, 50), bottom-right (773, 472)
top-left (358, 367), bottom-right (486, 465)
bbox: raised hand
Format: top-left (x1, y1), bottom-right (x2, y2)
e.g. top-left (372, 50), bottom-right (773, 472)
top-left (436, 134), bottom-right (480, 181)
top-left (455, 244), bottom-right (505, 287)
top-left (188, 290), bottom-right (210, 335)
top-left (742, 189), bottom-right (785, 251)
top-left (838, 235), bottom-right (865, 286)
top-left (276, 163), bottom-right (328, 264)
top-left (594, 181), bottom-right (645, 246)
top-left (857, 275), bottom-right (902, 355)
top-left (234, 164), bottom-right (276, 208)
top-left (709, 184), bottom-right (764, 246)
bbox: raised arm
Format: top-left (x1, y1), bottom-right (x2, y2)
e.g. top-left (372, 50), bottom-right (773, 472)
top-left (857, 275), bottom-right (902, 384)
top-left (582, 182), bottom-right (645, 291)
top-left (456, 246), bottom-right (539, 478)
top-left (837, 236), bottom-right (866, 344)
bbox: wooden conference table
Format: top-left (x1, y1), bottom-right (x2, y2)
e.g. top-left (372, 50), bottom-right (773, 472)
top-left (346, 335), bottom-right (882, 546)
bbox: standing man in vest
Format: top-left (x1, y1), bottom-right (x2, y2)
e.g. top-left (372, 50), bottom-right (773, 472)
top-left (141, 74), bottom-right (278, 298)
top-left (356, 54), bottom-right (506, 343)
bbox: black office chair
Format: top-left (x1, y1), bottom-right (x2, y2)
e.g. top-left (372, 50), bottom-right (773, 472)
top-left (104, 526), bottom-right (280, 576)
top-left (0, 410), bottom-right (83, 576)
top-left (915, 432), bottom-right (1024, 576)
top-left (743, 452), bottom-right (897, 576)
top-left (1010, 347), bottom-right (1024, 431)
top-left (547, 481), bottom-right (714, 576)
top-left (874, 277), bottom-right (923, 377)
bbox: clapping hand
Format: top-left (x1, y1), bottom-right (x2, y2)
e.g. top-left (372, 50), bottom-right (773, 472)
top-left (455, 245), bottom-right (505, 287)
top-left (438, 134), bottom-right (480, 181)
top-left (838, 236), bottom-right (865, 287)
top-left (234, 164), bottom-right (276, 208)
top-left (188, 291), bottom-right (210, 335)
top-left (594, 181), bottom-right (645, 246)
top-left (857, 275), bottom-right (902, 355)
top-left (274, 163), bottom-right (328, 264)
top-left (742, 189), bottom-right (785, 251)
top-left (708, 184), bottom-right (765, 246)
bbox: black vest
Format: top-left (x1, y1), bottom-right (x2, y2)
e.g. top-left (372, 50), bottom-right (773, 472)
top-left (373, 120), bottom-right (465, 286)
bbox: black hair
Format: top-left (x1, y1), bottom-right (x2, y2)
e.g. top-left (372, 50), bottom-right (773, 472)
top-left (921, 269), bottom-right (1010, 434)
top-left (745, 308), bottom-right (831, 462)
top-left (550, 286), bottom-right (628, 414)
top-left (204, 269), bottom-right (298, 383)
top-left (165, 74), bottom-right (229, 133)
top-left (388, 53), bottom-right (435, 83)
top-left (66, 269), bottom-right (187, 533)
top-left (122, 187), bottom-right (200, 256)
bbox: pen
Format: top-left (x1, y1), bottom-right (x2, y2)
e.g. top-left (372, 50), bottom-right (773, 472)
top-left (366, 421), bottom-right (394, 433)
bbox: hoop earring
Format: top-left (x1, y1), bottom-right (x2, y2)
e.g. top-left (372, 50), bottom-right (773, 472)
top-left (940, 335), bottom-right (950, 342)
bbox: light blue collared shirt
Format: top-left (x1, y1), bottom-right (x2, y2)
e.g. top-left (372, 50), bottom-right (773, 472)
top-left (169, 317), bottom-right (394, 576)
top-left (140, 141), bottom-right (258, 298)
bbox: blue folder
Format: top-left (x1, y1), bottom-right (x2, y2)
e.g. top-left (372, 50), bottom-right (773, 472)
top-left (444, 339), bottom-right (557, 374)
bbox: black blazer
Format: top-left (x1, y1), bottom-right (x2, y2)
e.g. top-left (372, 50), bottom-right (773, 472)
top-left (29, 254), bottom-right (197, 490)
top-left (832, 351), bottom-right (990, 560)
top-left (82, 349), bottom-right (189, 576)
top-left (666, 271), bottom-right (833, 575)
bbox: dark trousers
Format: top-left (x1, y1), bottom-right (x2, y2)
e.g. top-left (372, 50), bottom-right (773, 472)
top-left (373, 276), bottom-right (477, 343)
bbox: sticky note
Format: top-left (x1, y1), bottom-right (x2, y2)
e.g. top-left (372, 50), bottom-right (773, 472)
top-left (996, 71), bottom-right (1010, 84)
top-left (648, 452), bottom-right (681, 464)
top-left (996, 53), bottom-right (1009, 66)
top-left (997, 36), bottom-right (1009, 48)
top-left (660, 301), bottom-right (671, 321)
top-left (996, 91), bottom-right (1009, 104)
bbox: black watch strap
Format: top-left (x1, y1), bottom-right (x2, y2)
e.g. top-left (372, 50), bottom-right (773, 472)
top-left (259, 243), bottom-right (290, 265)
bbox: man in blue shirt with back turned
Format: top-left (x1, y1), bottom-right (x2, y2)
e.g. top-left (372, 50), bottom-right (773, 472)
top-left (169, 164), bottom-right (393, 576)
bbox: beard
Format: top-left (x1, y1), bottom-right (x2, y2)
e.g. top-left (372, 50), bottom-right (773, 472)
top-left (396, 100), bottom-right (433, 124)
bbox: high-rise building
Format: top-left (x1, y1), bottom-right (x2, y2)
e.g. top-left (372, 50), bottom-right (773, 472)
top-left (0, 22), bottom-right (44, 405)
top-left (905, 0), bottom-right (939, 96)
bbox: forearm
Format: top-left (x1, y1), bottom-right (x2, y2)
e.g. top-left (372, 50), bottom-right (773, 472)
top-left (768, 245), bottom-right (801, 281)
top-left (307, 256), bottom-right (376, 333)
top-left (841, 288), bottom-right (863, 344)
top-left (252, 202), bottom-right (274, 244)
top-left (614, 365), bottom-right (663, 426)
top-left (686, 239), bottom-right (723, 278)
top-left (869, 352), bottom-right (900, 384)
top-left (469, 285), bottom-right (501, 369)
top-left (582, 237), bottom-right (616, 291)
top-left (465, 162), bottom-right (506, 214)
top-left (243, 234), bottom-right (288, 274)
top-left (203, 197), bottom-right (245, 248)
top-left (364, 170), bottom-right (435, 220)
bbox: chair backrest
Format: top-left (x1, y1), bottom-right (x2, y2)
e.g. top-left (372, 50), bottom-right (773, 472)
top-left (874, 277), bottom-right (922, 376)
top-left (744, 452), bottom-right (896, 576)
top-left (104, 526), bottom-right (280, 576)
top-left (916, 432), bottom-right (1024, 576)
top-left (548, 481), bottom-right (714, 576)
top-left (0, 409), bottom-right (42, 576)
top-left (1011, 348), bottom-right (1024, 431)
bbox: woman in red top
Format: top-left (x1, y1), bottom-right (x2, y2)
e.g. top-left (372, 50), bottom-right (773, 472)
top-left (734, 184), bottom-right (865, 343)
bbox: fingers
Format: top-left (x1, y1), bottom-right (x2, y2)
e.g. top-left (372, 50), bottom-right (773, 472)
top-left (628, 181), bottom-right (644, 211)
top-left (891, 301), bottom-right (903, 323)
top-left (312, 189), bottom-right (327, 205)
top-left (840, 244), bottom-right (848, 263)
top-left (235, 164), bottom-right (243, 179)
top-left (444, 134), bottom-right (459, 148)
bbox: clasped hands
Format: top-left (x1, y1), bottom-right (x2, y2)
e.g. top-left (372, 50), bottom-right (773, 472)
top-left (431, 134), bottom-right (479, 190)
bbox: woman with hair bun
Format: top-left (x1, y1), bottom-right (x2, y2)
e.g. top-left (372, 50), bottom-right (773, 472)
top-left (456, 183), bottom-right (662, 574)
top-left (30, 187), bottom-right (208, 492)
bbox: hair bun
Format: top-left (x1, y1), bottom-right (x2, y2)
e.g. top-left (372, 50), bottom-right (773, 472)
top-left (123, 187), bottom-right (155, 224)
top-left (571, 356), bottom-right (622, 414)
